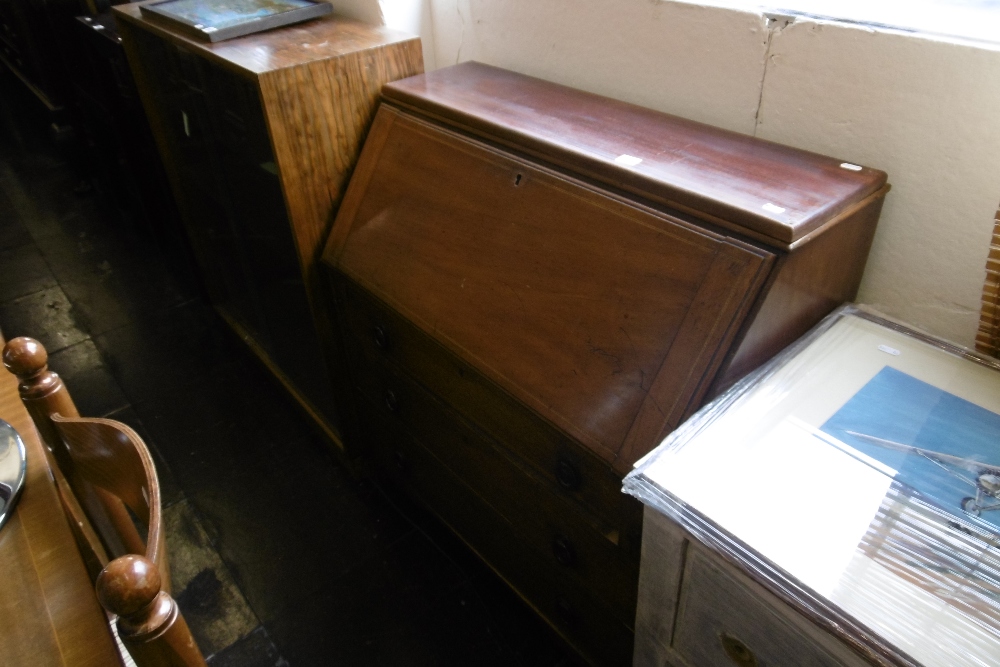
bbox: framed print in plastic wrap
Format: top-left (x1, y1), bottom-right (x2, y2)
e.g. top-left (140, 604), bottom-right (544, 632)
top-left (625, 305), bottom-right (1000, 667)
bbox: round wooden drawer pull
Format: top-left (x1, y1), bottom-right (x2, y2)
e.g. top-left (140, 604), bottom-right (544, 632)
top-left (555, 459), bottom-right (581, 491)
top-left (720, 633), bottom-right (758, 667)
top-left (551, 535), bottom-right (577, 567)
top-left (373, 325), bottom-right (389, 350)
top-left (555, 597), bottom-right (580, 627)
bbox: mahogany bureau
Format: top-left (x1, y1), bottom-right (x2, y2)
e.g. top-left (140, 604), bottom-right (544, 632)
top-left (321, 62), bottom-right (889, 665)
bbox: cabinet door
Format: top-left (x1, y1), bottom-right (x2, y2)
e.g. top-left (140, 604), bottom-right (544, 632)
top-left (198, 60), bottom-right (337, 419)
top-left (332, 111), bottom-right (773, 470)
top-left (128, 29), bottom-right (265, 340)
top-left (127, 30), bottom-right (338, 426)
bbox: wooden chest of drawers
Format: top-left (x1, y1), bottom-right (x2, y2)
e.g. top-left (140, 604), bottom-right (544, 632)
top-left (636, 509), bottom-right (868, 667)
top-left (321, 62), bottom-right (889, 665)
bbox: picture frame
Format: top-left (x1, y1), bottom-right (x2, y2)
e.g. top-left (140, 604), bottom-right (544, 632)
top-left (138, 0), bottom-right (333, 43)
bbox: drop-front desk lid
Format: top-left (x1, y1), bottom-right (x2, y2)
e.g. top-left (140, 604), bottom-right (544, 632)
top-left (328, 63), bottom-right (889, 475)
top-left (382, 62), bottom-right (888, 246)
top-left (625, 306), bottom-right (1000, 667)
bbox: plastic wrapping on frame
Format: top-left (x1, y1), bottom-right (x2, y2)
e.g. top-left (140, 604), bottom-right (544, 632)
top-left (623, 304), bottom-right (1000, 667)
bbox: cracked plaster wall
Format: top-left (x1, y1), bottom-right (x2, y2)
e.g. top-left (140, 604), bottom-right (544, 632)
top-left (757, 19), bottom-right (1000, 345)
top-left (355, 0), bottom-right (1000, 347)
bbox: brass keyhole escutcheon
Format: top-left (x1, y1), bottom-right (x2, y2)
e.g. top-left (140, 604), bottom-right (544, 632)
top-left (720, 633), bottom-right (758, 667)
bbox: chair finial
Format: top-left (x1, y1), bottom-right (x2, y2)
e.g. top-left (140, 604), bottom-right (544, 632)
top-left (2, 337), bottom-right (48, 379)
top-left (97, 555), bottom-right (163, 617)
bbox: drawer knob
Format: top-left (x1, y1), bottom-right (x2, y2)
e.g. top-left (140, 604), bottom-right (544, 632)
top-left (393, 450), bottom-right (410, 472)
top-left (554, 597), bottom-right (579, 627)
top-left (720, 633), bottom-right (758, 667)
top-left (384, 389), bottom-right (399, 413)
top-left (551, 535), bottom-right (577, 567)
top-left (555, 459), bottom-right (581, 491)
top-left (372, 325), bottom-right (389, 350)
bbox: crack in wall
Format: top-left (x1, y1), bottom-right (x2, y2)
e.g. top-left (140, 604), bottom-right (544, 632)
top-left (754, 13), bottom-right (793, 137)
top-left (455, 2), bottom-right (466, 65)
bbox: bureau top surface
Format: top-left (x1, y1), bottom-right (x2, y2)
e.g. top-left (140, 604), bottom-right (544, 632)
top-left (383, 62), bottom-right (887, 245)
top-left (114, 2), bottom-right (417, 75)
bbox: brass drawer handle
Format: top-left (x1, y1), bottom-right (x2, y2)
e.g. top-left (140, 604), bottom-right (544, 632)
top-left (384, 389), bottom-right (399, 413)
top-left (372, 325), bottom-right (389, 350)
top-left (555, 459), bottom-right (581, 491)
top-left (720, 633), bottom-right (758, 667)
top-left (551, 535), bottom-right (577, 567)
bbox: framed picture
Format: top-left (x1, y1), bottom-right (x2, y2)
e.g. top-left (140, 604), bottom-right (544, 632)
top-left (139, 0), bottom-right (333, 43)
top-left (626, 306), bottom-right (1000, 667)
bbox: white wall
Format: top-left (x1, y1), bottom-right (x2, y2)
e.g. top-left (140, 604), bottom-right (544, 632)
top-left (347, 0), bottom-right (1000, 348)
top-left (757, 20), bottom-right (1000, 345)
top-left (427, 0), bottom-right (768, 134)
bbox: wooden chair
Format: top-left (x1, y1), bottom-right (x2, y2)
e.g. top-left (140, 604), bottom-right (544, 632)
top-left (2, 337), bottom-right (206, 667)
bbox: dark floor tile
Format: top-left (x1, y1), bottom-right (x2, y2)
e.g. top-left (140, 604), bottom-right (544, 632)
top-left (0, 285), bottom-right (89, 353)
top-left (130, 370), bottom-right (278, 468)
top-left (165, 501), bottom-right (259, 656)
top-left (104, 405), bottom-right (184, 508)
top-left (0, 194), bottom-right (32, 251)
top-left (0, 158), bottom-right (93, 248)
top-left (0, 243), bottom-right (57, 304)
top-left (46, 339), bottom-right (130, 417)
top-left (94, 301), bottom-right (237, 403)
top-left (214, 359), bottom-right (317, 445)
top-left (263, 531), bottom-right (471, 667)
top-left (38, 220), bottom-right (196, 335)
top-left (209, 626), bottom-right (287, 667)
top-left (186, 435), bottom-right (413, 619)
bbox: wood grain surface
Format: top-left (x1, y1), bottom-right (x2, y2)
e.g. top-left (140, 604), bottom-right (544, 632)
top-left (0, 341), bottom-right (121, 667)
top-left (382, 62), bottom-right (888, 247)
top-left (259, 35), bottom-right (423, 310)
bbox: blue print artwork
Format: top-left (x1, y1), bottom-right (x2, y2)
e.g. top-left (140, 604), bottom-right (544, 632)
top-left (821, 367), bottom-right (1000, 530)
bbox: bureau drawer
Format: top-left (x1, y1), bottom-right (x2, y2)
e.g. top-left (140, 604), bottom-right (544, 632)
top-left (673, 547), bottom-right (865, 667)
top-left (352, 354), bottom-right (639, 620)
top-left (337, 276), bottom-right (636, 541)
top-left (356, 395), bottom-right (634, 667)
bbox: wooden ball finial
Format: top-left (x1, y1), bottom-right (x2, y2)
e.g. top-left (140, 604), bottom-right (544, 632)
top-left (97, 555), bottom-right (163, 617)
top-left (2, 337), bottom-right (48, 379)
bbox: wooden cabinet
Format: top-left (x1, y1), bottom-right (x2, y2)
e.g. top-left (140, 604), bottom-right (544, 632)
top-left (321, 62), bottom-right (889, 665)
top-left (113, 4), bottom-right (423, 444)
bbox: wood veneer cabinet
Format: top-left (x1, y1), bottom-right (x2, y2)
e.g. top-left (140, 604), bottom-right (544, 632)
top-left (113, 4), bottom-right (423, 443)
top-left (322, 62), bottom-right (889, 665)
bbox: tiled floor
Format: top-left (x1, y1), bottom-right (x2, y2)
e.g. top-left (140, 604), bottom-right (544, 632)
top-left (0, 69), bottom-right (583, 665)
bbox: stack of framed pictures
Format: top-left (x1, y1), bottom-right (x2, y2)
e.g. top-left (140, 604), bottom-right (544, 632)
top-left (626, 305), bottom-right (1000, 667)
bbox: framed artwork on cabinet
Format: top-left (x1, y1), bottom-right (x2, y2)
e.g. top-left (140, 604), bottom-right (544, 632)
top-left (139, 0), bottom-right (332, 42)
